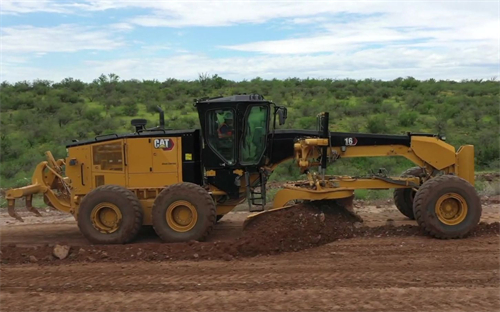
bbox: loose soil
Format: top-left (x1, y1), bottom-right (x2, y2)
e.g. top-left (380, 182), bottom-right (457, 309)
top-left (1, 201), bottom-right (498, 265)
top-left (1, 201), bottom-right (499, 312)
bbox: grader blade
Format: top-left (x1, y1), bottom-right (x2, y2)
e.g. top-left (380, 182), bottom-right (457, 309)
top-left (331, 195), bottom-right (363, 222)
top-left (243, 195), bottom-right (362, 229)
top-left (243, 205), bottom-right (295, 229)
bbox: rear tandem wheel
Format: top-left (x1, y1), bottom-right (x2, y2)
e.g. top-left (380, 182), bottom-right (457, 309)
top-left (152, 182), bottom-right (217, 243)
top-left (77, 185), bottom-right (144, 244)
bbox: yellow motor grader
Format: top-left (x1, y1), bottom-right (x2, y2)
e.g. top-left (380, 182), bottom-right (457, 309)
top-left (6, 94), bottom-right (480, 244)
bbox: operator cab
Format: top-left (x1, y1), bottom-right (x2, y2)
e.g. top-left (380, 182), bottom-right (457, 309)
top-left (195, 94), bottom-right (286, 170)
top-left (195, 94), bottom-right (286, 199)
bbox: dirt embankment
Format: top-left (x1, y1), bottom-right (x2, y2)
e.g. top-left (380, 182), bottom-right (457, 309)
top-left (2, 201), bottom-right (498, 265)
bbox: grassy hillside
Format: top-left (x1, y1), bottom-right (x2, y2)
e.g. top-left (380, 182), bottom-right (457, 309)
top-left (1, 74), bottom-right (499, 189)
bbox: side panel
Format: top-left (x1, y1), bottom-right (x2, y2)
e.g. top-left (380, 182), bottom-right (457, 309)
top-left (151, 137), bottom-right (181, 173)
top-left (411, 136), bottom-right (456, 170)
top-left (181, 131), bottom-right (203, 185)
top-left (126, 138), bottom-right (153, 173)
top-left (66, 145), bottom-right (92, 195)
top-left (456, 145), bottom-right (475, 185)
top-left (92, 173), bottom-right (126, 187)
top-left (127, 173), bottom-right (179, 188)
top-left (122, 137), bottom-right (182, 188)
top-left (126, 138), bottom-right (156, 188)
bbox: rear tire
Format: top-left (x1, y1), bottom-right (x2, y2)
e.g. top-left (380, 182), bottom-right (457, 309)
top-left (413, 175), bottom-right (481, 239)
top-left (393, 167), bottom-right (423, 219)
top-left (152, 183), bottom-right (216, 243)
top-left (78, 185), bottom-right (143, 244)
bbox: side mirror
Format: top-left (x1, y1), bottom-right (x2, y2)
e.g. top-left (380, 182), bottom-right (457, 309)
top-left (277, 107), bottom-right (287, 126)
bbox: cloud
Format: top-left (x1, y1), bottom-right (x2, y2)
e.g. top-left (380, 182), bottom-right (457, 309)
top-left (1, 0), bottom-right (498, 82)
top-left (1, 24), bottom-right (125, 53)
top-left (1, 0), bottom-right (73, 14)
top-left (222, 2), bottom-right (498, 55)
top-left (125, 2), bottom-right (355, 28)
top-left (109, 23), bottom-right (134, 31)
top-left (3, 46), bottom-right (497, 83)
top-left (1, 23), bottom-right (127, 82)
top-left (140, 45), bottom-right (171, 52)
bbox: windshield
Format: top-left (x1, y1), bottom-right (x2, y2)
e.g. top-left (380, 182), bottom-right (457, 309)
top-left (241, 105), bottom-right (269, 165)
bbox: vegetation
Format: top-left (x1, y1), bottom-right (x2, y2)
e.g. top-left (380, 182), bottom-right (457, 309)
top-left (1, 74), bottom-right (499, 191)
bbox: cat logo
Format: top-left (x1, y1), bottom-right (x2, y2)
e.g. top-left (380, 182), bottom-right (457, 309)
top-left (153, 138), bottom-right (174, 151)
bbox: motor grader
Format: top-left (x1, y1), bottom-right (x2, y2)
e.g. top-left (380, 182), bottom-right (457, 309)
top-left (6, 94), bottom-right (481, 244)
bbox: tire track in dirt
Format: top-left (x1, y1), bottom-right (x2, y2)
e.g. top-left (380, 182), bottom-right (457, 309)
top-left (2, 288), bottom-right (499, 312)
top-left (1, 236), bottom-right (499, 312)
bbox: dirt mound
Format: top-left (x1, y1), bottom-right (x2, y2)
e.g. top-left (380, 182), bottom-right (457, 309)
top-left (468, 221), bottom-right (500, 236)
top-left (234, 201), bottom-right (361, 255)
top-left (1, 201), bottom-right (499, 265)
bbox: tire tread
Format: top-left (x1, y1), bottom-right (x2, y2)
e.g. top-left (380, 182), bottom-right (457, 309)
top-left (78, 185), bottom-right (143, 244)
top-left (393, 167), bottom-right (422, 220)
top-left (152, 183), bottom-right (216, 242)
top-left (413, 175), bottom-right (481, 239)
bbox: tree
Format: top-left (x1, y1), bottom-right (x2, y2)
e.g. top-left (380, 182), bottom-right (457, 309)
top-left (122, 101), bottom-right (139, 116)
top-left (405, 92), bottom-right (423, 109)
top-left (398, 111), bottom-right (418, 127)
top-left (366, 115), bottom-right (389, 133)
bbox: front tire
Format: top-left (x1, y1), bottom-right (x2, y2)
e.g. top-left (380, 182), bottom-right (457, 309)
top-left (152, 183), bottom-right (216, 242)
top-left (413, 175), bottom-right (481, 239)
top-left (393, 167), bottom-right (423, 220)
top-left (77, 185), bottom-right (143, 244)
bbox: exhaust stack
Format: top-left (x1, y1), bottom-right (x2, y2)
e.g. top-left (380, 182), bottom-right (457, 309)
top-left (157, 106), bottom-right (165, 129)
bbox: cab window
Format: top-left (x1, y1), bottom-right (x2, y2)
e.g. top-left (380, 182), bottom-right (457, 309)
top-left (241, 105), bottom-right (269, 164)
top-left (206, 109), bottom-right (235, 164)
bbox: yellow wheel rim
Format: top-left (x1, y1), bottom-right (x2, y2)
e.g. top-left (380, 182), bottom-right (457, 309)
top-left (91, 202), bottom-right (122, 233)
top-left (166, 200), bottom-right (198, 232)
top-left (435, 193), bottom-right (468, 225)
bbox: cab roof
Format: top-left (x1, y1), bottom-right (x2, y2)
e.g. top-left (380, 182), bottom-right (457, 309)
top-left (195, 94), bottom-right (268, 104)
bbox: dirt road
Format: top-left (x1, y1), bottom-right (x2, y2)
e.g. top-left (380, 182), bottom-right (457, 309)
top-left (1, 203), bottom-right (499, 311)
top-left (2, 235), bottom-right (499, 312)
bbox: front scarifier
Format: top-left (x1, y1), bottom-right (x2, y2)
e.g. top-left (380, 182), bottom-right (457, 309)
top-left (5, 151), bottom-right (71, 222)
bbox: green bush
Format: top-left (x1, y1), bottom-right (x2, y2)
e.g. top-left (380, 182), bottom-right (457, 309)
top-left (398, 111), bottom-right (418, 127)
top-left (0, 75), bottom-right (498, 188)
top-left (366, 115), bottom-right (389, 133)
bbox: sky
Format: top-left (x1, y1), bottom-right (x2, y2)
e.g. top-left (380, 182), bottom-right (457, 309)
top-left (1, 0), bottom-right (499, 82)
